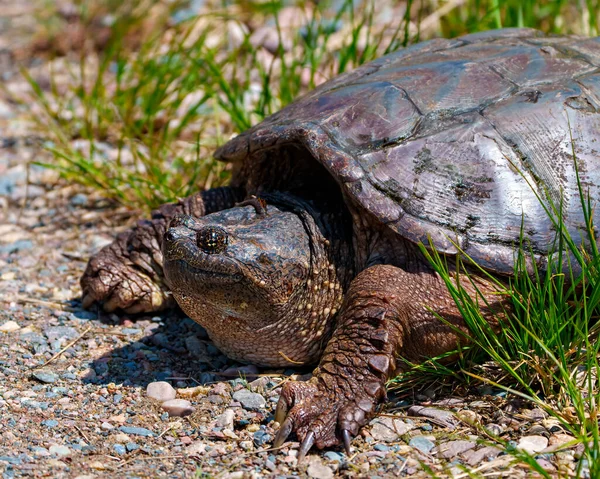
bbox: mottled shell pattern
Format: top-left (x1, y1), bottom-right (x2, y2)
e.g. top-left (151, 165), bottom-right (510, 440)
top-left (216, 28), bottom-right (600, 275)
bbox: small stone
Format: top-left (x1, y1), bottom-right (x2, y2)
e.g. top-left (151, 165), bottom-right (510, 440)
top-left (518, 435), bottom-right (549, 454)
top-left (32, 370), bottom-right (58, 384)
top-left (42, 419), bottom-right (58, 428)
top-left (101, 422), bottom-right (114, 430)
top-left (374, 444), bottom-right (390, 452)
top-left (370, 416), bottom-right (412, 442)
top-left (484, 423), bottom-right (503, 436)
top-left (146, 381), bottom-right (177, 402)
top-left (464, 446), bottom-right (502, 466)
top-left (0, 320), bottom-right (20, 332)
top-left (232, 389), bottom-right (266, 410)
top-left (187, 441), bottom-right (207, 455)
top-left (409, 436), bottom-right (435, 454)
top-left (119, 426), bottom-right (154, 437)
top-left (70, 193), bottom-right (88, 206)
top-left (162, 399), bottom-right (195, 417)
top-left (125, 442), bottom-right (139, 452)
top-left (408, 406), bottom-right (457, 429)
top-left (323, 451), bottom-right (344, 462)
top-left (49, 445), bottom-right (71, 457)
top-left (32, 447), bottom-right (50, 457)
top-left (113, 444), bottom-right (126, 455)
top-left (307, 457), bottom-right (334, 479)
top-left (216, 408), bottom-right (235, 429)
top-left (437, 440), bottom-right (476, 459)
top-left (253, 430), bottom-right (271, 447)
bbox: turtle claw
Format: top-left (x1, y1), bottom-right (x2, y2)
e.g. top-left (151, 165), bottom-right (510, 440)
top-left (341, 429), bottom-right (352, 455)
top-left (275, 397), bottom-right (288, 425)
top-left (298, 431), bottom-right (315, 463)
top-left (273, 417), bottom-right (293, 448)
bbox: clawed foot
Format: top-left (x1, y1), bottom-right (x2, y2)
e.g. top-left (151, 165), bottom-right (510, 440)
top-left (81, 231), bottom-right (172, 314)
top-left (273, 374), bottom-right (382, 462)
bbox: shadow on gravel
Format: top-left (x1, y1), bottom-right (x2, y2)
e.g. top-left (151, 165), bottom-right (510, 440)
top-left (81, 308), bottom-right (244, 389)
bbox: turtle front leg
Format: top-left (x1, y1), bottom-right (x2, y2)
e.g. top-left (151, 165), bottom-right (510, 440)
top-left (81, 186), bottom-right (243, 314)
top-left (274, 264), bottom-right (503, 459)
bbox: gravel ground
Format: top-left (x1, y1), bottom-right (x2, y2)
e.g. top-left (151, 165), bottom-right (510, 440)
top-left (0, 2), bottom-right (589, 478)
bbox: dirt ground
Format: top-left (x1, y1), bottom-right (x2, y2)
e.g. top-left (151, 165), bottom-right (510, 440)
top-left (0, 2), bottom-right (587, 478)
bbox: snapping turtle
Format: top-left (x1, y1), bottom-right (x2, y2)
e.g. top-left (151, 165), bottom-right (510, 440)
top-left (81, 28), bottom-right (600, 456)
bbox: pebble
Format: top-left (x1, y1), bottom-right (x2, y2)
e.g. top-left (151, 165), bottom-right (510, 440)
top-left (409, 436), bottom-right (435, 454)
top-left (125, 442), bottom-right (139, 452)
top-left (232, 389), bottom-right (266, 410)
top-left (323, 451), bottom-right (344, 462)
top-left (216, 408), bottom-right (235, 429)
top-left (113, 444), bottom-right (126, 455)
top-left (370, 416), bottom-right (411, 442)
top-left (437, 440), bottom-right (476, 459)
top-left (485, 423), bottom-right (503, 436)
top-left (0, 320), bottom-right (20, 332)
top-left (49, 445), bottom-right (71, 457)
top-left (162, 399), bottom-right (195, 417)
top-left (252, 430), bottom-right (271, 447)
top-left (42, 419), bottom-right (58, 428)
top-left (307, 457), bottom-right (334, 479)
top-left (517, 435), bottom-right (549, 454)
top-left (463, 446), bottom-right (502, 466)
top-left (146, 381), bottom-right (177, 402)
top-left (119, 426), bottom-right (154, 437)
top-left (408, 406), bottom-right (457, 429)
top-left (32, 370), bottom-right (58, 384)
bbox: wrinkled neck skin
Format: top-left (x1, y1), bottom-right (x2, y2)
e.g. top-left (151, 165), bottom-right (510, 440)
top-left (163, 192), bottom-right (353, 367)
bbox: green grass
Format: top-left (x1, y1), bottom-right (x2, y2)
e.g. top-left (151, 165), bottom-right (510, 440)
top-left (390, 163), bottom-right (600, 476)
top-left (18, 0), bottom-right (600, 476)
top-left (19, 0), bottom-right (600, 209)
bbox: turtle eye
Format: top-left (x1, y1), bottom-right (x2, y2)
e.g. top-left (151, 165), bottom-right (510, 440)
top-left (196, 226), bottom-right (228, 254)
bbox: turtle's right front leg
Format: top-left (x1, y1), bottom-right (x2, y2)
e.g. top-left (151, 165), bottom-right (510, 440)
top-left (81, 186), bottom-right (244, 314)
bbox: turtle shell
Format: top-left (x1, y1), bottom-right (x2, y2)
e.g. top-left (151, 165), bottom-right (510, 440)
top-left (215, 28), bottom-right (600, 275)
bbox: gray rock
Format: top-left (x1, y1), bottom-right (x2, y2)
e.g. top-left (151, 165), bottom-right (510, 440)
top-left (146, 381), bottom-right (177, 402)
top-left (408, 405), bottom-right (457, 429)
top-left (409, 436), bottom-right (435, 454)
top-left (370, 416), bottom-right (411, 442)
top-left (216, 408), bottom-right (235, 429)
top-left (307, 457), bottom-right (334, 479)
top-left (44, 326), bottom-right (78, 342)
top-left (253, 430), bottom-right (271, 447)
top-left (232, 389), bottom-right (266, 410)
top-left (323, 451), bottom-right (344, 462)
top-left (463, 446), bottom-right (502, 466)
top-left (437, 440), bottom-right (476, 459)
top-left (113, 444), bottom-right (126, 455)
top-left (49, 445), bottom-right (71, 457)
top-left (32, 370), bottom-right (58, 384)
top-left (119, 426), bottom-right (154, 437)
top-left (161, 399), bottom-right (195, 417)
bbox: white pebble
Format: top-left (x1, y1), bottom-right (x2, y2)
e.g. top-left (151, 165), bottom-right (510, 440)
top-left (162, 399), bottom-right (195, 417)
top-left (0, 320), bottom-right (20, 332)
top-left (146, 381), bottom-right (176, 402)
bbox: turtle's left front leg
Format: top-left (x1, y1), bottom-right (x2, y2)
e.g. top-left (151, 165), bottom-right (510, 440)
top-left (274, 264), bottom-right (503, 459)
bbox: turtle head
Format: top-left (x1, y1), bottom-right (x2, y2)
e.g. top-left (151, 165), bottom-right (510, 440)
top-left (162, 196), bottom-right (334, 365)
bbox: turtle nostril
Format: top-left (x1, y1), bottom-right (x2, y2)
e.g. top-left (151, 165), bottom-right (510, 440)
top-left (197, 226), bottom-right (228, 254)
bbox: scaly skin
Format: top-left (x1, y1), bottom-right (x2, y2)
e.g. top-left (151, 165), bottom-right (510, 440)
top-left (81, 189), bottom-right (503, 459)
top-left (81, 186), bottom-right (243, 314)
top-left (273, 265), bottom-right (504, 458)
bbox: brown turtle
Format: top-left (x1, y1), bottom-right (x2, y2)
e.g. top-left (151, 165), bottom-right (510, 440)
top-left (81, 28), bottom-right (600, 457)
